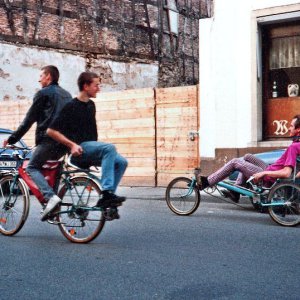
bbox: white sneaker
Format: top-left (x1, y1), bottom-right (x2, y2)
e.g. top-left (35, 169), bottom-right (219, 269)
top-left (40, 195), bottom-right (61, 221)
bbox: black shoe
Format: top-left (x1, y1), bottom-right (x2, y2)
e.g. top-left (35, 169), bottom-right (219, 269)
top-left (194, 168), bottom-right (209, 190)
top-left (96, 191), bottom-right (126, 208)
top-left (222, 189), bottom-right (240, 203)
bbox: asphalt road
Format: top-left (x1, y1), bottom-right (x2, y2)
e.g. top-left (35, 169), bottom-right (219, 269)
top-left (0, 190), bottom-right (299, 300)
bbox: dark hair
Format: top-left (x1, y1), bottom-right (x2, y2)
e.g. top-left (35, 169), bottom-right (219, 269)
top-left (293, 115), bottom-right (300, 129)
top-left (41, 65), bottom-right (59, 83)
top-left (77, 72), bottom-right (100, 91)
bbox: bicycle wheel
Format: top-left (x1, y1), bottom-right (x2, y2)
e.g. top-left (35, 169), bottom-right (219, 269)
top-left (57, 176), bottom-right (105, 243)
top-left (0, 175), bottom-right (30, 236)
top-left (166, 177), bottom-right (200, 215)
top-left (268, 182), bottom-right (300, 226)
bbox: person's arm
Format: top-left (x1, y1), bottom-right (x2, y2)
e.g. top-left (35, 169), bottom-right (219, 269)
top-left (253, 166), bottom-right (293, 182)
top-left (46, 128), bottom-right (83, 156)
top-left (7, 91), bottom-right (44, 144)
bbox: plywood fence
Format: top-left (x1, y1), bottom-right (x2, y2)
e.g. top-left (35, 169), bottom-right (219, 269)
top-left (0, 85), bottom-right (198, 186)
top-left (95, 88), bottom-right (156, 186)
top-left (0, 100), bottom-right (36, 146)
top-left (156, 86), bottom-right (199, 186)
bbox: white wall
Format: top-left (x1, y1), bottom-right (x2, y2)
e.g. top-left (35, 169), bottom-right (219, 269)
top-left (0, 43), bottom-right (85, 100)
top-left (0, 43), bottom-right (159, 102)
top-left (199, 0), bottom-right (300, 158)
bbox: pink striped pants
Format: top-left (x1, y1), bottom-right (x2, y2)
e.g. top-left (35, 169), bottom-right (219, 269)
top-left (207, 154), bottom-right (268, 186)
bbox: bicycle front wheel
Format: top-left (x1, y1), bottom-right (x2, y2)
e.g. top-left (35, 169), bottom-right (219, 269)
top-left (166, 177), bottom-right (200, 215)
top-left (57, 176), bottom-right (105, 243)
top-left (0, 175), bottom-right (30, 236)
top-left (268, 182), bottom-right (300, 226)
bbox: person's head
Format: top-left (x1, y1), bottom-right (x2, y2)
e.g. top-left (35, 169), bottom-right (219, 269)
top-left (289, 115), bottom-right (300, 137)
top-left (77, 72), bottom-right (101, 98)
top-left (39, 65), bottom-right (59, 87)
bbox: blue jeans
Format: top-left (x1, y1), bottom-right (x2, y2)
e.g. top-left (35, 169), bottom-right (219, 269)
top-left (26, 143), bottom-right (67, 201)
top-left (71, 141), bottom-right (128, 192)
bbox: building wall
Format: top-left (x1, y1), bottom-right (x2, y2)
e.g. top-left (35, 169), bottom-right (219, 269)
top-left (0, 0), bottom-right (212, 102)
top-left (0, 43), bottom-right (85, 100)
top-left (0, 42), bottom-right (159, 100)
top-left (199, 0), bottom-right (300, 159)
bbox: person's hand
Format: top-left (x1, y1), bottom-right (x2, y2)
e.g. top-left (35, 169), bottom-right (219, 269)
top-left (252, 171), bottom-right (265, 183)
top-left (3, 139), bottom-right (8, 147)
top-left (70, 144), bottom-right (83, 156)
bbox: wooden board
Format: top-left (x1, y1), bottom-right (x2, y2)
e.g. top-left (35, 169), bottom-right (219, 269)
top-left (95, 88), bottom-right (156, 186)
top-left (0, 101), bottom-right (35, 146)
top-left (156, 85), bottom-right (199, 186)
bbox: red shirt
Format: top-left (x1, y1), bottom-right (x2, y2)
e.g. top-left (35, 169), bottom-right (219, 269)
top-left (264, 141), bottom-right (300, 184)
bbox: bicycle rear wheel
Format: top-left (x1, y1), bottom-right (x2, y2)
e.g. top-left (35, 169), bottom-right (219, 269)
top-left (268, 182), bottom-right (300, 226)
top-left (57, 176), bottom-right (105, 243)
top-left (0, 175), bottom-right (30, 236)
top-left (166, 177), bottom-right (200, 215)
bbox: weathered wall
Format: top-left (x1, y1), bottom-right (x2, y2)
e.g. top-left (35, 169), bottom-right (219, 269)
top-left (0, 0), bottom-right (213, 96)
top-left (0, 42), bottom-right (158, 100)
top-left (0, 42), bottom-right (85, 100)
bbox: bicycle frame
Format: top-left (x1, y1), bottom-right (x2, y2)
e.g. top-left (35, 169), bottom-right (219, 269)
top-left (216, 180), bottom-right (288, 207)
top-left (56, 168), bottom-right (103, 217)
top-left (188, 175), bottom-right (289, 208)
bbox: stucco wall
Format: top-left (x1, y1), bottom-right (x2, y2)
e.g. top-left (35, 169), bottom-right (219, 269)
top-left (199, 0), bottom-right (300, 158)
top-left (0, 42), bottom-right (158, 101)
top-left (0, 43), bottom-right (84, 100)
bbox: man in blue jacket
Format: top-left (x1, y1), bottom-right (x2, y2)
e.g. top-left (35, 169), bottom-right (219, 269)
top-left (4, 65), bottom-right (72, 221)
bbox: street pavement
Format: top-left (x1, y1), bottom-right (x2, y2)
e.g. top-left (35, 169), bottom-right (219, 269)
top-left (0, 187), bottom-right (299, 300)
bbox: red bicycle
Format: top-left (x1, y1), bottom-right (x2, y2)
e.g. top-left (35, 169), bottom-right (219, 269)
top-left (0, 146), bottom-right (120, 243)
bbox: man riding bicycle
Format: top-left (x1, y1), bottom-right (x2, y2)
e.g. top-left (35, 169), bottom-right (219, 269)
top-left (4, 66), bottom-right (72, 221)
top-left (196, 115), bottom-right (300, 202)
top-left (47, 72), bottom-right (127, 209)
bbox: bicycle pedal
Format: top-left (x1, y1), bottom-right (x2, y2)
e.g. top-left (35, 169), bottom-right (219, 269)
top-left (103, 207), bottom-right (120, 221)
top-left (46, 219), bottom-right (61, 225)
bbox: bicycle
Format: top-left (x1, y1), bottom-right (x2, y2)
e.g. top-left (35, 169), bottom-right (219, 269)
top-left (0, 145), bottom-right (121, 243)
top-left (165, 169), bottom-right (300, 227)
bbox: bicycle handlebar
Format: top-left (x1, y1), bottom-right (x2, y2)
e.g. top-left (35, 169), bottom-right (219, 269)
top-left (0, 145), bottom-right (33, 158)
top-left (4, 144), bottom-right (32, 151)
top-left (246, 176), bottom-right (255, 184)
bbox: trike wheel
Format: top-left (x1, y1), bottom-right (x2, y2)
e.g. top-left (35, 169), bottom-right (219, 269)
top-left (57, 176), bottom-right (105, 243)
top-left (0, 175), bottom-right (30, 236)
top-left (268, 182), bottom-right (300, 227)
top-left (166, 177), bottom-right (200, 216)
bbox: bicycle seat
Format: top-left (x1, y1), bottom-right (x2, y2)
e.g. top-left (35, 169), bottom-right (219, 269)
top-left (42, 161), bottom-right (62, 169)
top-left (66, 155), bottom-right (101, 174)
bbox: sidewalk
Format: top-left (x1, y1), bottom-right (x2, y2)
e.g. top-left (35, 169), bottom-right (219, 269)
top-left (119, 186), bottom-right (166, 201)
top-left (118, 186), bottom-right (253, 206)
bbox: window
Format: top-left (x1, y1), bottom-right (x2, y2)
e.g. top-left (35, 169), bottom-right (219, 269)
top-left (265, 22), bottom-right (300, 98)
top-left (165, 0), bottom-right (179, 35)
top-left (261, 20), bottom-right (300, 140)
